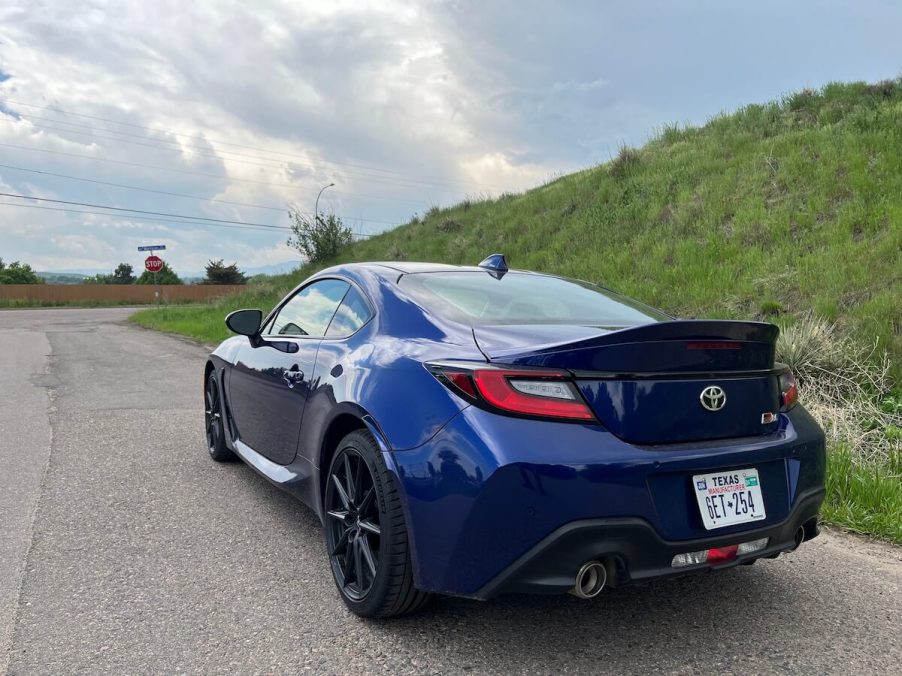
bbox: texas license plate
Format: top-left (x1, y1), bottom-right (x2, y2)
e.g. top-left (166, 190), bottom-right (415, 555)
top-left (692, 468), bottom-right (766, 530)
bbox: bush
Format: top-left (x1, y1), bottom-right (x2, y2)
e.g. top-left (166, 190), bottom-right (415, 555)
top-left (609, 144), bottom-right (641, 177)
top-left (204, 259), bottom-right (247, 285)
top-left (0, 258), bottom-right (43, 284)
top-left (776, 314), bottom-right (899, 467)
top-left (287, 209), bottom-right (353, 263)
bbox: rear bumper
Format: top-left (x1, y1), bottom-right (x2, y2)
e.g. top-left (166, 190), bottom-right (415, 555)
top-left (475, 487), bottom-right (824, 599)
top-left (389, 404), bottom-right (826, 598)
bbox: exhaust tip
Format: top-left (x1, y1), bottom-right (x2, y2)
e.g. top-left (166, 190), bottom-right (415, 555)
top-left (570, 561), bottom-right (607, 599)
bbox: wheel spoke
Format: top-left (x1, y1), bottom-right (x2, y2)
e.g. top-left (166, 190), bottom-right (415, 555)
top-left (331, 473), bottom-right (351, 509)
top-left (360, 536), bottom-right (377, 577)
top-left (358, 519), bottom-right (380, 535)
top-left (326, 509), bottom-right (349, 521)
top-left (341, 542), bottom-right (354, 584)
top-left (358, 487), bottom-right (375, 514)
top-left (330, 526), bottom-right (352, 556)
top-left (343, 453), bottom-right (356, 502)
top-left (353, 535), bottom-right (364, 589)
top-left (353, 457), bottom-right (363, 505)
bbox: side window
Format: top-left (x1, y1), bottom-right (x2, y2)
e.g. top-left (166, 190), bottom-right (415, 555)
top-left (266, 279), bottom-right (349, 337)
top-left (325, 286), bottom-right (373, 338)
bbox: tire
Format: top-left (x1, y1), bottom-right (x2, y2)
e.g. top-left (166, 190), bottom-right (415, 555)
top-left (324, 430), bottom-right (432, 618)
top-left (204, 372), bottom-right (235, 462)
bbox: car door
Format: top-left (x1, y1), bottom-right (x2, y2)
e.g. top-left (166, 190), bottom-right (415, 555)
top-left (227, 278), bottom-right (350, 465)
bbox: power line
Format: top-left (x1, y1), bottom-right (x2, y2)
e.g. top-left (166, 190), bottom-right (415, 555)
top-left (0, 163), bottom-right (400, 224)
top-left (0, 162), bottom-right (283, 212)
top-left (0, 115), bottom-right (467, 194)
top-left (0, 97), bottom-right (502, 192)
top-left (0, 141), bottom-right (428, 206)
top-left (0, 201), bottom-right (288, 232)
top-left (2, 112), bottom-right (475, 194)
top-left (0, 192), bottom-right (283, 228)
top-left (0, 201), bottom-right (377, 237)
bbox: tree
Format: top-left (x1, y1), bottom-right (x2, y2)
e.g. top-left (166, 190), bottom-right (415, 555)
top-left (0, 258), bottom-right (43, 284)
top-left (135, 261), bottom-right (183, 285)
top-left (111, 263), bottom-right (136, 284)
top-left (204, 259), bottom-right (247, 285)
top-left (84, 262), bottom-right (136, 284)
top-left (287, 208), bottom-right (353, 263)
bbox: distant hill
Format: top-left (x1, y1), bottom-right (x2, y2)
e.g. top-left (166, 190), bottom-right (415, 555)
top-left (180, 261), bottom-right (301, 281)
top-left (37, 271), bottom-right (89, 284)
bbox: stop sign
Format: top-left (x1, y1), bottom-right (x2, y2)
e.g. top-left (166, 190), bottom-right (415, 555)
top-left (144, 255), bottom-right (164, 273)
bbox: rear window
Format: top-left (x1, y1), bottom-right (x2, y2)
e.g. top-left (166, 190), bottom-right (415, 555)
top-left (397, 271), bottom-right (667, 327)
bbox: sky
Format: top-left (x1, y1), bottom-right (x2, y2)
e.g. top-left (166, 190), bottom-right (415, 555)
top-left (1, 0), bottom-right (901, 275)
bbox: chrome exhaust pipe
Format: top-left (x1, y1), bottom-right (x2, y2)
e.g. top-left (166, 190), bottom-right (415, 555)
top-left (788, 526), bottom-right (805, 552)
top-left (570, 561), bottom-right (607, 599)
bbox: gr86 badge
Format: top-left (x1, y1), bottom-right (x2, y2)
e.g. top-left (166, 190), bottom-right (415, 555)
top-left (692, 468), bottom-right (767, 530)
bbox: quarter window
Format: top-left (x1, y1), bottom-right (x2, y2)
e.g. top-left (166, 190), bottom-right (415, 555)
top-left (266, 279), bottom-right (349, 337)
top-left (325, 286), bottom-right (373, 338)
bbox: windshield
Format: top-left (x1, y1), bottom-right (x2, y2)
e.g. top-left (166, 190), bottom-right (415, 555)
top-left (398, 271), bottom-right (668, 327)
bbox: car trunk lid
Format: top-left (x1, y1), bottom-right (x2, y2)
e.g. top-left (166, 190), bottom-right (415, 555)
top-left (473, 320), bottom-right (782, 444)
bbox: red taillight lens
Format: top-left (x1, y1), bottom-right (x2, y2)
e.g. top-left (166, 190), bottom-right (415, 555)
top-left (778, 368), bottom-right (798, 411)
top-left (431, 364), bottom-right (595, 422)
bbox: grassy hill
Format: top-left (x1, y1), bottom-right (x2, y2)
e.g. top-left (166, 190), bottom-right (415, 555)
top-left (137, 80), bottom-right (901, 365)
top-left (133, 79), bottom-right (901, 542)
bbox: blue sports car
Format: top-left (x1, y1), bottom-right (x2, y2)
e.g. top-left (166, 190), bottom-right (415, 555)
top-left (204, 255), bottom-right (825, 617)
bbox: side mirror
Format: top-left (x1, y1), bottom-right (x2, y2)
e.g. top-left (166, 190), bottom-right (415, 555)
top-left (225, 309), bottom-right (263, 337)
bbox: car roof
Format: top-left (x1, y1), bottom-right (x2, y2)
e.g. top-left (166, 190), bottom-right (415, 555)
top-left (320, 261), bottom-right (524, 278)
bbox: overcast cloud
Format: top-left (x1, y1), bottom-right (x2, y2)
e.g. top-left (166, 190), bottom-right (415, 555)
top-left (1, 0), bottom-right (900, 274)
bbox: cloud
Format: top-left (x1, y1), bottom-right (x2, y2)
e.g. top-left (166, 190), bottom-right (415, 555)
top-left (1, 0), bottom-right (901, 272)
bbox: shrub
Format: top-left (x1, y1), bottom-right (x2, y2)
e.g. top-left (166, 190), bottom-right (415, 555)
top-left (287, 209), bottom-right (353, 263)
top-left (204, 259), bottom-right (247, 285)
top-left (609, 144), bottom-right (640, 177)
top-left (0, 258), bottom-right (43, 284)
top-left (776, 314), bottom-right (899, 467)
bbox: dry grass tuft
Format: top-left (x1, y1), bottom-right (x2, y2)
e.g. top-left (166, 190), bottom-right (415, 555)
top-left (777, 313), bottom-right (900, 468)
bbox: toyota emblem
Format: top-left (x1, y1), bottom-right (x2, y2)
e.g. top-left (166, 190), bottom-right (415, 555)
top-left (700, 385), bottom-right (727, 411)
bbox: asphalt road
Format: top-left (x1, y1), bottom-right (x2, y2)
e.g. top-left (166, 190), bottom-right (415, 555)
top-left (1, 307), bottom-right (900, 675)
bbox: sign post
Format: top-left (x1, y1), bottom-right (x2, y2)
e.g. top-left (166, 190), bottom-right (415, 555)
top-left (138, 245), bottom-right (167, 305)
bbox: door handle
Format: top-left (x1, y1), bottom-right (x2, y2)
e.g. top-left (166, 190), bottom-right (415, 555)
top-left (282, 366), bottom-right (304, 388)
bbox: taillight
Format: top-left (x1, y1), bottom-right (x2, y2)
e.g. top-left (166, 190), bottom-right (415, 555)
top-left (778, 367), bottom-right (798, 411)
top-left (428, 363), bottom-right (596, 422)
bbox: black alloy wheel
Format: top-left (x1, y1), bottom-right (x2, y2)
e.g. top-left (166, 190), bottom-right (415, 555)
top-left (323, 431), bottom-right (431, 617)
top-left (205, 372), bottom-right (234, 461)
top-left (325, 448), bottom-right (381, 601)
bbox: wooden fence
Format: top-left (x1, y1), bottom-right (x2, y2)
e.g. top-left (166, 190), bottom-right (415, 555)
top-left (0, 284), bottom-right (245, 304)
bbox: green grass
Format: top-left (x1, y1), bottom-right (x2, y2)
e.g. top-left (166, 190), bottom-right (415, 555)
top-left (131, 79), bottom-right (901, 543)
top-left (822, 446), bottom-right (902, 544)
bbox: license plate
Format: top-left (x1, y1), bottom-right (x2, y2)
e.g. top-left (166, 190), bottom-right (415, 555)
top-left (692, 468), bottom-right (766, 530)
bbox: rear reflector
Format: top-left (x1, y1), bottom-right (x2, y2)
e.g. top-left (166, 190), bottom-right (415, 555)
top-left (778, 367), bottom-right (799, 411)
top-left (671, 538), bottom-right (768, 568)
